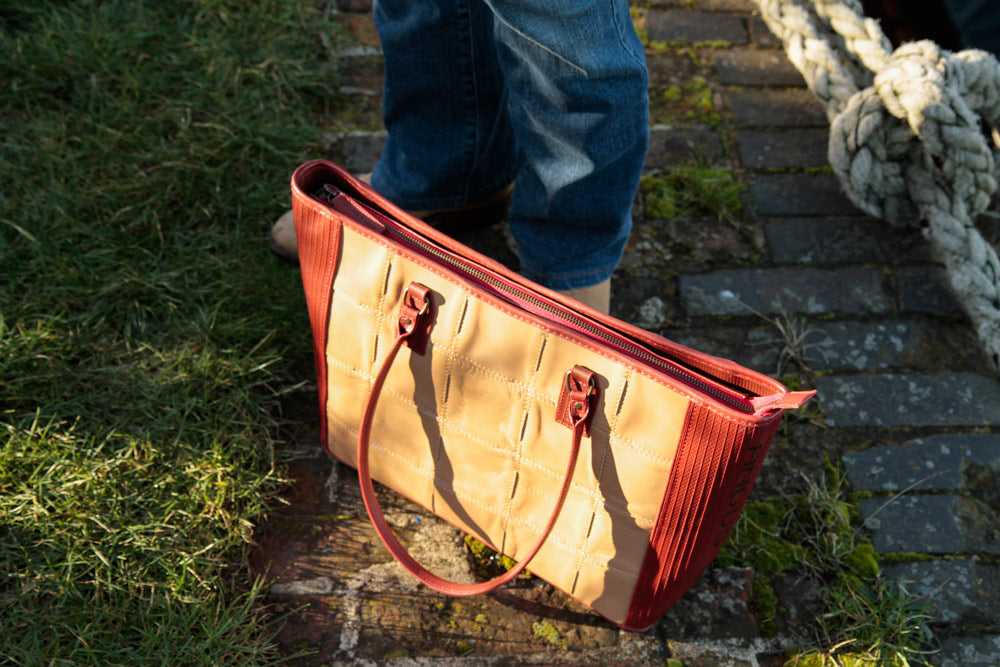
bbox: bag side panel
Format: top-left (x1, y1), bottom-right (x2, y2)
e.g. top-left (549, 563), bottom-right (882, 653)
top-left (622, 405), bottom-right (782, 631)
top-left (292, 185), bottom-right (343, 451)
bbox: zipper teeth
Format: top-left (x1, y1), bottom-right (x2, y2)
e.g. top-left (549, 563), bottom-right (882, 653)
top-left (380, 226), bottom-right (753, 414)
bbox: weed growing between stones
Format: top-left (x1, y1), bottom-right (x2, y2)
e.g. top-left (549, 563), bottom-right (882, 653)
top-left (650, 76), bottom-right (721, 127)
top-left (719, 459), bottom-right (936, 665)
top-left (724, 296), bottom-right (826, 377)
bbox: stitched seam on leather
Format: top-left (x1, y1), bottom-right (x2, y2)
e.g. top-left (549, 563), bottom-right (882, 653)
top-left (498, 329), bottom-right (547, 555)
top-left (341, 221), bottom-right (761, 425)
top-left (327, 409), bottom-right (641, 578)
top-left (324, 352), bottom-right (660, 523)
top-left (371, 253), bottom-right (393, 385)
top-left (326, 354), bottom-right (370, 380)
top-left (327, 344), bottom-right (677, 471)
top-left (520, 484), bottom-right (653, 525)
top-left (599, 429), bottom-right (672, 467)
top-left (445, 352), bottom-right (544, 398)
top-left (322, 361), bottom-right (656, 523)
top-left (324, 353), bottom-right (653, 520)
top-left (572, 368), bottom-right (629, 592)
top-left (429, 292), bottom-right (467, 514)
top-left (330, 289), bottom-right (379, 315)
top-left (378, 387), bottom-right (638, 515)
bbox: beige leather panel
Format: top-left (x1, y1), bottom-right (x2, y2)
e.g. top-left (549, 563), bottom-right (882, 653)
top-left (450, 296), bottom-right (544, 386)
top-left (335, 229), bottom-right (395, 323)
top-left (323, 233), bottom-right (693, 626)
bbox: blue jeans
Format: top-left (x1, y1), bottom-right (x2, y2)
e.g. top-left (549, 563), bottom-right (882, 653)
top-left (941, 0), bottom-right (1000, 56)
top-left (369, 0), bottom-right (649, 291)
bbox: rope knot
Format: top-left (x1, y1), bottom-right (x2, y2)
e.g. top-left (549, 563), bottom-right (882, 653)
top-left (754, 0), bottom-right (1000, 370)
top-left (829, 40), bottom-right (998, 223)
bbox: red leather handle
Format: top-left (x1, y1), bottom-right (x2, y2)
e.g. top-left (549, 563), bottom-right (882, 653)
top-left (356, 287), bottom-right (591, 596)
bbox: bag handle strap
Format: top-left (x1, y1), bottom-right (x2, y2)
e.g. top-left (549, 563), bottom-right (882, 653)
top-left (356, 283), bottom-right (596, 596)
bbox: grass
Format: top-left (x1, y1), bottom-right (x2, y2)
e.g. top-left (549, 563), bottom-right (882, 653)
top-left (1, 0), bottom-right (347, 662)
top-left (717, 460), bottom-right (936, 665)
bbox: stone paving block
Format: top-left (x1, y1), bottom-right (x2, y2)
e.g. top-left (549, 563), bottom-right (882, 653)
top-left (336, 54), bottom-right (384, 92)
top-left (765, 218), bottom-right (930, 264)
top-left (752, 173), bottom-right (861, 217)
top-left (646, 125), bottom-right (726, 168)
top-left (748, 319), bottom-right (991, 373)
top-left (857, 494), bottom-right (996, 554)
top-left (896, 266), bottom-right (963, 315)
top-left (815, 373), bottom-right (1000, 428)
top-left (324, 129), bottom-right (386, 173)
top-left (749, 14), bottom-right (782, 48)
top-left (647, 10), bottom-right (748, 45)
top-left (663, 319), bottom-right (981, 380)
top-left (843, 434), bottom-right (1000, 493)
top-left (725, 89), bottom-right (827, 127)
top-left (646, 50), bottom-right (703, 88)
top-left (880, 559), bottom-right (1000, 625)
top-left (679, 267), bottom-right (891, 317)
top-left (714, 49), bottom-right (805, 86)
top-left (938, 635), bottom-right (1000, 666)
top-left (738, 128), bottom-right (830, 169)
top-left (658, 567), bottom-right (757, 640)
top-left (333, 12), bottom-right (380, 47)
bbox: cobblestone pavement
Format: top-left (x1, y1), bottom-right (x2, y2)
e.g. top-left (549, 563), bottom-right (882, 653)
top-left (252, 1), bottom-right (1000, 664)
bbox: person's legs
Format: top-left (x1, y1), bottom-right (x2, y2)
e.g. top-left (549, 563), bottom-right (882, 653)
top-left (370, 0), bottom-right (518, 211)
top-left (486, 0), bottom-right (649, 293)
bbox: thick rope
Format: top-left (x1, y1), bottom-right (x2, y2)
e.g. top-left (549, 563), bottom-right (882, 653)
top-left (751, 0), bottom-right (1000, 369)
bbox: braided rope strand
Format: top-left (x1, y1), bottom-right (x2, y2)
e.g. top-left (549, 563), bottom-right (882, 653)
top-left (751, 0), bottom-right (1000, 368)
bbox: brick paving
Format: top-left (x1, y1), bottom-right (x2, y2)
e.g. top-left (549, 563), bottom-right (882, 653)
top-left (253, 2), bottom-right (1000, 664)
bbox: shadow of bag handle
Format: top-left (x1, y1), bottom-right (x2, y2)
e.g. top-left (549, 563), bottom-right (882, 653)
top-left (355, 283), bottom-right (595, 596)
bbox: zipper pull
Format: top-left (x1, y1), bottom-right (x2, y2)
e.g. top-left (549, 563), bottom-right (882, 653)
top-left (750, 390), bottom-right (817, 414)
top-left (313, 184), bottom-right (342, 204)
top-left (311, 184), bottom-right (386, 233)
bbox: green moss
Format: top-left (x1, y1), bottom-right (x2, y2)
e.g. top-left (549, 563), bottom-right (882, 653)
top-left (845, 544), bottom-right (879, 579)
top-left (878, 552), bottom-right (939, 563)
top-left (639, 167), bottom-right (743, 222)
top-left (695, 40), bottom-right (733, 48)
top-left (464, 535), bottom-right (519, 579)
top-left (752, 574), bottom-right (780, 638)
top-left (716, 498), bottom-right (807, 574)
top-left (532, 621), bottom-right (567, 647)
top-left (455, 640), bottom-right (475, 656)
top-left (667, 659), bottom-right (684, 667)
